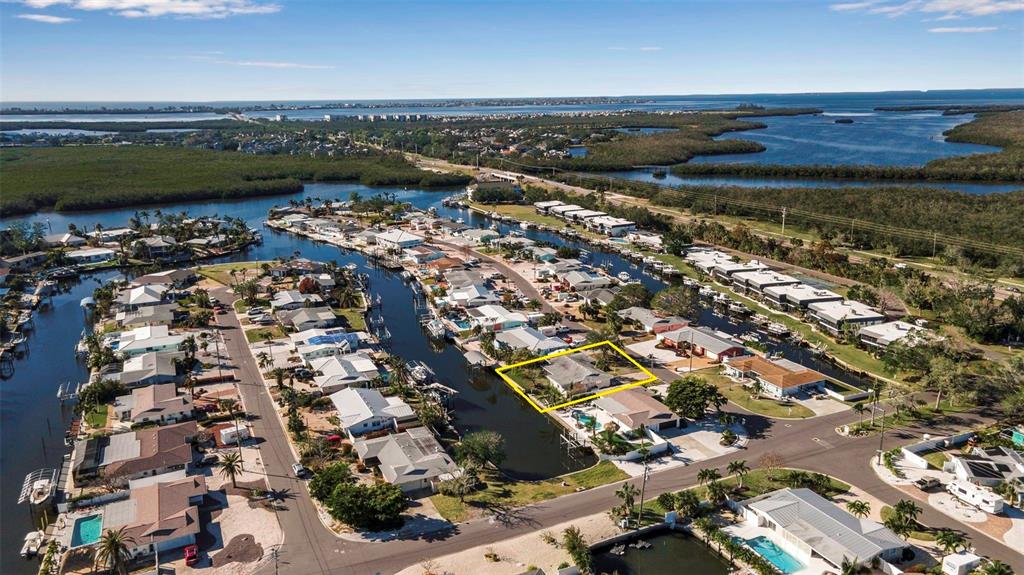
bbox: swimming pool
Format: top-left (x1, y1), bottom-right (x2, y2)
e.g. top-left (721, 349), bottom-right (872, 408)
top-left (70, 514), bottom-right (103, 547)
top-left (571, 410), bottom-right (602, 430)
top-left (743, 536), bottom-right (804, 574)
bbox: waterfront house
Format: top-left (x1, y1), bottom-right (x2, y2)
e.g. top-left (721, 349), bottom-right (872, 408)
top-left (114, 352), bottom-right (179, 388)
top-left (738, 488), bottom-right (907, 570)
top-left (494, 326), bottom-right (570, 354)
top-left (403, 245), bottom-right (446, 264)
top-left (303, 272), bottom-right (336, 290)
top-left (100, 475), bottom-right (208, 558)
top-left (310, 352), bottom-right (383, 393)
top-left (184, 235), bottom-right (230, 250)
top-left (270, 290), bottom-right (324, 311)
top-left (616, 307), bottom-right (689, 334)
top-left (710, 260), bottom-right (769, 286)
top-left (68, 247), bottom-right (116, 264)
top-left (807, 300), bottom-right (885, 337)
top-left (329, 388), bottom-right (417, 438)
top-left (565, 209), bottom-right (606, 223)
top-left (586, 216), bottom-right (636, 237)
top-left (594, 388), bottom-right (681, 431)
top-left (684, 248), bottom-right (735, 273)
top-left (945, 446), bottom-right (1024, 487)
top-left (466, 304), bottom-right (528, 332)
top-left (730, 269), bottom-right (800, 298)
top-left (548, 204), bottom-right (585, 218)
top-left (544, 354), bottom-right (616, 396)
top-left (352, 229), bottom-right (378, 247)
top-left (290, 327), bottom-right (364, 350)
top-left (461, 228), bottom-right (500, 245)
top-left (722, 355), bottom-right (827, 398)
top-left (87, 227), bottom-right (135, 243)
top-left (563, 270), bottom-right (614, 291)
top-left (44, 232), bottom-right (87, 248)
top-left (72, 421), bottom-right (196, 482)
top-left (447, 283), bottom-right (501, 308)
top-left (658, 326), bottom-right (747, 362)
top-left (2, 251), bottom-right (48, 271)
top-left (114, 384), bottom-right (193, 425)
top-left (763, 283), bottom-right (843, 312)
top-left (443, 269), bottom-right (487, 289)
top-left (131, 269), bottom-right (196, 288)
top-left (375, 229), bottom-right (424, 251)
top-left (116, 303), bottom-right (178, 328)
top-left (278, 306), bottom-right (338, 332)
top-left (117, 325), bottom-right (187, 358)
top-left (858, 320), bottom-right (929, 350)
top-left (626, 231), bottom-right (663, 250)
top-left (117, 284), bottom-right (169, 310)
top-left (530, 246), bottom-right (559, 262)
top-left (580, 288), bottom-right (618, 308)
top-left (534, 200), bottom-right (565, 214)
top-left (133, 236), bottom-right (177, 260)
top-left (353, 427), bottom-right (460, 495)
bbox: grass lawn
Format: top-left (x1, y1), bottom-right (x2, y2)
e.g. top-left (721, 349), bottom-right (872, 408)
top-left (851, 400), bottom-right (976, 436)
top-left (431, 461), bottom-right (627, 523)
top-left (696, 368), bottom-right (816, 419)
top-left (923, 451), bottom-right (949, 470)
top-left (85, 404), bottom-right (109, 428)
top-left (633, 468), bottom-right (850, 525)
top-left (880, 506), bottom-right (936, 541)
top-left (198, 261), bottom-right (266, 285)
top-left (469, 202), bottom-right (604, 240)
top-left (334, 307), bottom-right (367, 331)
top-left (245, 325), bottom-right (286, 343)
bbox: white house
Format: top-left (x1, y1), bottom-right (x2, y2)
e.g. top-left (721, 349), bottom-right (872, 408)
top-left (353, 427), bottom-right (460, 495)
top-left (808, 300), bottom-right (885, 337)
top-left (67, 247), bottom-right (116, 264)
top-left (375, 229), bottom-right (424, 251)
top-left (116, 325), bottom-right (186, 357)
top-left (730, 269), bottom-right (800, 298)
top-left (493, 326), bottom-right (569, 355)
top-left (114, 384), bottom-right (193, 425)
top-left (311, 352), bottom-right (383, 393)
top-left (447, 283), bottom-right (500, 308)
top-left (270, 290), bottom-right (324, 311)
top-left (763, 283), bottom-right (843, 312)
top-left (329, 388), bottom-right (417, 438)
top-left (858, 321), bottom-right (928, 350)
top-left (586, 216), bottom-right (636, 237)
top-left (722, 356), bottom-right (828, 398)
top-left (466, 304), bottom-right (527, 332)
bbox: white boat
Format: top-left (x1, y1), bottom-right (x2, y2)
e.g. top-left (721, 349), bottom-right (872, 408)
top-left (519, 221), bottom-right (532, 230)
top-left (344, 263), bottom-right (358, 271)
top-left (751, 314), bottom-right (769, 325)
top-left (699, 287), bottom-right (716, 298)
top-left (29, 477), bottom-right (52, 505)
top-left (456, 217), bottom-right (465, 224)
top-left (20, 531), bottom-right (44, 558)
top-left (617, 271), bottom-right (631, 282)
top-left (767, 322), bottom-right (790, 337)
top-left (728, 302), bottom-right (749, 314)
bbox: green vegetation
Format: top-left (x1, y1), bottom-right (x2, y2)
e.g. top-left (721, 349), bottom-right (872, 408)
top-left (697, 369), bottom-right (816, 418)
top-left (0, 146), bottom-right (470, 216)
top-left (245, 326), bottom-right (285, 343)
top-left (85, 404), bottom-right (109, 428)
top-left (881, 502), bottom-right (935, 541)
top-left (431, 461), bottom-right (627, 523)
top-left (198, 261), bottom-right (265, 286)
top-left (334, 307), bottom-right (367, 331)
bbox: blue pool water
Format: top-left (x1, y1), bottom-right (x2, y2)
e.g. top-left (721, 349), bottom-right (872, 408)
top-left (571, 410), bottom-right (603, 430)
top-left (453, 319), bottom-right (472, 330)
top-left (70, 514), bottom-right (103, 547)
top-left (742, 536), bottom-right (805, 574)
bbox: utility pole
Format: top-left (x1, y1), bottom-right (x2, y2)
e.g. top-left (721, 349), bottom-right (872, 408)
top-left (272, 547), bottom-right (279, 575)
top-left (876, 406), bottom-right (886, 465)
top-left (635, 455), bottom-right (650, 529)
top-left (781, 207), bottom-right (787, 236)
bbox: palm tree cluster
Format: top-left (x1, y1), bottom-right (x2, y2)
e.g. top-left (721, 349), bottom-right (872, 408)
top-left (883, 499), bottom-right (923, 541)
top-left (692, 517), bottom-right (780, 575)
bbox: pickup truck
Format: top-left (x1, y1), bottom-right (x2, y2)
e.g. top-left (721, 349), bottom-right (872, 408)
top-left (914, 477), bottom-right (941, 491)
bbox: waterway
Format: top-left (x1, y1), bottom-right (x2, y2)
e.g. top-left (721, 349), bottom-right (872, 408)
top-left (0, 181), bottom-right (881, 571)
top-left (591, 530), bottom-right (731, 575)
top-left (598, 168), bottom-right (1024, 195)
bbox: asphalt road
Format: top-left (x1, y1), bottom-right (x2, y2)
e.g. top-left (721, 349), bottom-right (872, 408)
top-left (210, 286), bottom-right (1023, 575)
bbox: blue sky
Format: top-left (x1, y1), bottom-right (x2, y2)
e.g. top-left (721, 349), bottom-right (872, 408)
top-left (1, 0), bottom-right (1021, 102)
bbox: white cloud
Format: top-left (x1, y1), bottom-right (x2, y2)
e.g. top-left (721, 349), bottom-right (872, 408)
top-left (829, 0), bottom-right (1023, 18)
top-left (607, 46), bottom-right (663, 52)
top-left (928, 25), bottom-right (1000, 30)
top-left (15, 0), bottom-right (280, 19)
top-left (639, 46), bottom-right (663, 51)
top-left (16, 13), bottom-right (75, 23)
top-left (222, 60), bottom-right (334, 70)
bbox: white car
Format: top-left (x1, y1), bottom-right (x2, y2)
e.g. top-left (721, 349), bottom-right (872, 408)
top-left (291, 463), bottom-right (308, 478)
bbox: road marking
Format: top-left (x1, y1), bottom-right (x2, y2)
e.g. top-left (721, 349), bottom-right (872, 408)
top-left (812, 437), bottom-right (833, 448)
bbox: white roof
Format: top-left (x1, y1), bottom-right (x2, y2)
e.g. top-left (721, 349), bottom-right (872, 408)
top-left (548, 204), bottom-right (584, 215)
top-left (712, 260), bottom-right (768, 275)
top-left (533, 200), bottom-right (565, 209)
top-left (126, 285), bottom-right (167, 306)
top-left (858, 320), bottom-right (927, 346)
top-left (329, 388), bottom-right (414, 430)
top-left (588, 215), bottom-right (635, 228)
top-left (375, 229), bottom-right (424, 244)
top-left (467, 304), bottom-right (527, 325)
top-left (763, 283), bottom-right (843, 304)
top-left (494, 326), bottom-right (569, 354)
top-left (117, 325), bottom-right (185, 353)
top-left (271, 290), bottom-right (323, 308)
top-left (731, 269), bottom-right (800, 288)
top-left (809, 299), bottom-right (884, 323)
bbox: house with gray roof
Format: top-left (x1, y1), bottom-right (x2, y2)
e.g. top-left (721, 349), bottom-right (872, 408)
top-left (658, 326), bottom-right (747, 362)
top-left (278, 306), bottom-right (339, 332)
top-left (543, 355), bottom-right (616, 396)
top-left (329, 388), bottom-right (417, 438)
top-left (739, 488), bottom-right (907, 569)
top-left (494, 326), bottom-right (569, 355)
top-left (354, 427), bottom-right (460, 495)
top-left (616, 307), bottom-right (688, 334)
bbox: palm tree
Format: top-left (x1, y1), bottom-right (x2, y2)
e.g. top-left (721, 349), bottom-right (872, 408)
top-left (976, 560), bottom-right (1015, 575)
top-left (839, 556), bottom-right (861, 575)
top-left (388, 355), bottom-right (410, 395)
top-left (853, 402), bottom-right (868, 426)
top-left (727, 460), bottom-right (749, 490)
top-left (94, 527), bottom-right (135, 575)
top-left (615, 483), bottom-right (639, 519)
top-left (697, 467), bottom-right (721, 487)
top-left (706, 480), bottom-right (728, 507)
top-left (674, 489), bottom-right (701, 518)
top-left (893, 499), bottom-right (922, 524)
top-left (257, 351), bottom-right (273, 372)
top-left (935, 529), bottom-right (968, 559)
top-left (846, 499), bottom-right (871, 519)
top-left (219, 451), bottom-right (242, 488)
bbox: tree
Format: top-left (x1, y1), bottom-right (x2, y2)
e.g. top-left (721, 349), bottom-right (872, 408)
top-left (561, 525), bottom-right (593, 575)
top-left (438, 462), bottom-right (479, 502)
top-left (615, 482), bottom-right (639, 518)
top-left (325, 482), bottom-right (408, 531)
top-left (652, 285), bottom-right (698, 317)
top-left (893, 499), bottom-right (922, 524)
top-left (219, 451), bottom-right (242, 488)
top-left (758, 452), bottom-right (785, 480)
top-left (674, 489), bottom-right (701, 518)
top-left (309, 461), bottom-right (353, 501)
top-left (923, 355), bottom-right (965, 409)
top-left (974, 560), bottom-right (1015, 575)
top-left (840, 556), bottom-right (861, 575)
top-left (656, 492), bottom-right (677, 512)
top-left (94, 527), bottom-right (135, 575)
top-left (846, 500), bottom-right (870, 519)
top-left (665, 375), bottom-right (726, 420)
top-left (727, 460), bottom-right (749, 490)
top-left (697, 467), bottom-right (721, 487)
top-left (935, 529), bottom-right (969, 559)
top-left (706, 480), bottom-right (728, 507)
top-left (257, 351), bottom-right (273, 371)
top-left (455, 431), bottom-right (506, 467)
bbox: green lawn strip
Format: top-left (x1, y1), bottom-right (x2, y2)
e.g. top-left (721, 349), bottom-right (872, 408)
top-left (850, 399), bottom-right (977, 436)
top-left (197, 261), bottom-right (266, 285)
top-left (333, 307), bottom-right (367, 331)
top-left (469, 202), bottom-right (604, 240)
top-left (922, 451), bottom-right (949, 470)
top-left (695, 368), bottom-right (815, 419)
top-left (648, 251), bottom-right (895, 383)
top-left (85, 404), bottom-right (109, 428)
top-left (431, 461), bottom-right (627, 523)
top-left (245, 326), bottom-right (286, 343)
top-left (880, 506), bottom-right (936, 541)
top-left (632, 468), bottom-right (850, 526)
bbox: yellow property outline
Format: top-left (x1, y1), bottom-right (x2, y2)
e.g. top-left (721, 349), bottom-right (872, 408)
top-left (494, 340), bottom-right (658, 413)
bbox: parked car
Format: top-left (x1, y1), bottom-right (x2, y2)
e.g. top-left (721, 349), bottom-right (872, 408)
top-left (184, 544), bottom-right (199, 566)
top-left (291, 463), bottom-right (309, 478)
top-left (914, 477), bottom-right (941, 491)
top-left (198, 453), bottom-right (220, 467)
top-left (293, 368), bottom-right (313, 380)
top-left (247, 307), bottom-right (265, 317)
